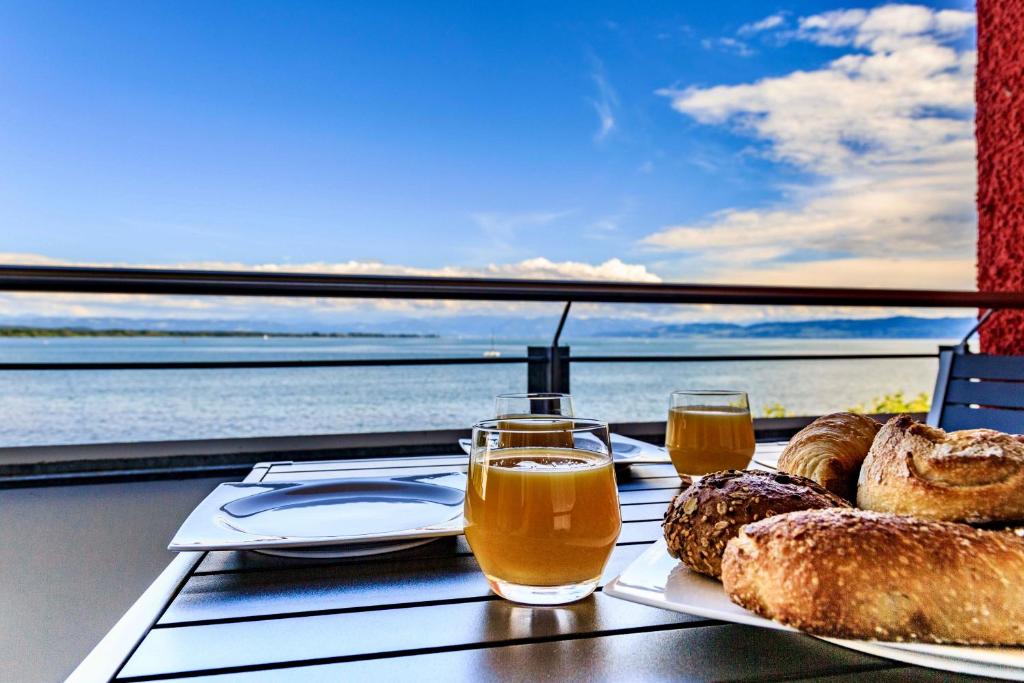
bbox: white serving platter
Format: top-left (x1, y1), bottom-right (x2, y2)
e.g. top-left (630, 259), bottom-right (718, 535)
top-left (169, 471), bottom-right (466, 556)
top-left (605, 540), bottom-right (1024, 680)
top-left (458, 432), bottom-right (671, 465)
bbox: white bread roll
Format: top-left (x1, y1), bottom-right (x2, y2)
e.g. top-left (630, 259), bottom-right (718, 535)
top-left (857, 415), bottom-right (1024, 522)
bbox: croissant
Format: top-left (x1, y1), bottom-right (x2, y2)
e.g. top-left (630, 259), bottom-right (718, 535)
top-left (857, 415), bottom-right (1024, 522)
top-left (777, 412), bottom-right (879, 501)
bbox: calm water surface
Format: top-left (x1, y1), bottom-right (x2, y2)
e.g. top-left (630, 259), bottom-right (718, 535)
top-left (0, 336), bottom-right (948, 447)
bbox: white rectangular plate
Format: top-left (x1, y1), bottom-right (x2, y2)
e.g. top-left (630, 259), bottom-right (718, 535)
top-left (169, 471), bottom-right (466, 552)
top-left (605, 540), bottom-right (1024, 680)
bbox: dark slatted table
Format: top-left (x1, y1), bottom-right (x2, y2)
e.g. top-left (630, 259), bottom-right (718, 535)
top-left (72, 444), bottom-right (979, 682)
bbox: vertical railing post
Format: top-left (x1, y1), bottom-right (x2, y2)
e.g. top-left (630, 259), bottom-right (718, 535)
top-left (527, 346), bottom-right (552, 392)
top-left (527, 302), bottom-right (574, 394)
top-left (550, 345), bottom-right (570, 394)
top-left (527, 345), bottom-right (571, 393)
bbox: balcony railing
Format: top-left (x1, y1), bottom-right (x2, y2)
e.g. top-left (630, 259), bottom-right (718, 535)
top-left (1, 265), bottom-right (1021, 483)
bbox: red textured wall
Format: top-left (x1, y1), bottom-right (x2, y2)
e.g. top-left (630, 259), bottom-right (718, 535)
top-left (977, 0), bottom-right (1024, 354)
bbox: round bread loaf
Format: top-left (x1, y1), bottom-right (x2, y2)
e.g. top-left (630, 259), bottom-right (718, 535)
top-left (722, 508), bottom-right (1024, 644)
top-left (778, 412), bottom-right (879, 501)
top-left (662, 469), bottom-right (849, 578)
top-left (857, 415), bottom-right (1024, 522)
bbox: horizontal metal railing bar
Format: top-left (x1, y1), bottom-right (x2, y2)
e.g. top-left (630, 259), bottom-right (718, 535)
top-left (0, 352), bottom-right (938, 371)
top-left (0, 357), bottom-right (528, 371)
top-left (569, 352), bottom-right (938, 363)
top-left (2, 265), bottom-right (1023, 307)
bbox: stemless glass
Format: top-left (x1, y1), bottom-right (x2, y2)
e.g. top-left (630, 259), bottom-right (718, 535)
top-left (494, 392), bottom-right (576, 448)
top-left (665, 390), bottom-right (755, 477)
top-left (464, 417), bottom-right (621, 605)
top-left (494, 392), bottom-right (575, 418)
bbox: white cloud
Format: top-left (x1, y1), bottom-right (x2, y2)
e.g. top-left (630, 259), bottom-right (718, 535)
top-left (739, 13), bottom-right (786, 35)
top-left (0, 251), bottom-right (972, 325)
top-left (589, 57), bottom-right (618, 141)
top-left (0, 253), bottom-right (661, 321)
top-left (701, 37), bottom-right (755, 57)
top-left (647, 3), bottom-right (977, 289)
top-left (702, 256), bottom-right (975, 289)
top-left (797, 5), bottom-right (975, 51)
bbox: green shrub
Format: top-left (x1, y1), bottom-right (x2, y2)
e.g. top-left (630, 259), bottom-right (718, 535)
top-left (848, 391), bottom-right (930, 415)
top-left (760, 402), bottom-right (792, 418)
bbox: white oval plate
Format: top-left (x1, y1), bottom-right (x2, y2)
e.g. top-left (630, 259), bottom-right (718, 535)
top-left (169, 471), bottom-right (466, 555)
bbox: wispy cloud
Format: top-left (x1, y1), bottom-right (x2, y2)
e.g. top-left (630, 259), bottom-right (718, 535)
top-left (647, 3), bottom-right (976, 289)
top-left (739, 13), bottom-right (786, 36)
top-left (469, 210), bottom-right (574, 251)
top-left (588, 56), bottom-right (619, 141)
top-left (701, 37), bottom-right (755, 57)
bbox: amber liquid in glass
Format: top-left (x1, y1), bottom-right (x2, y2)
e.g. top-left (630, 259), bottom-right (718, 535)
top-left (665, 406), bottom-right (755, 475)
top-left (464, 449), bottom-right (621, 587)
top-left (496, 417), bottom-right (575, 449)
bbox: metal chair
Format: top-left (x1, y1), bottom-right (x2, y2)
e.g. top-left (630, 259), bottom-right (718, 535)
top-left (926, 310), bottom-right (1024, 432)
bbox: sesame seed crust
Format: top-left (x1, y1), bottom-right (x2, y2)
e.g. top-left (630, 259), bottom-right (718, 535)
top-left (662, 469), bottom-right (850, 579)
top-left (722, 508), bottom-right (1024, 644)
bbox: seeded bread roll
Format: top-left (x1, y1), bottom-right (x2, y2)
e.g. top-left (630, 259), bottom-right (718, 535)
top-left (722, 508), bottom-right (1024, 644)
top-left (778, 412), bottom-right (880, 501)
top-left (662, 470), bottom-right (849, 579)
top-left (857, 415), bottom-right (1024, 522)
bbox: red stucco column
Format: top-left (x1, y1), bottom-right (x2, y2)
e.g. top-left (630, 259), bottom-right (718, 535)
top-left (977, 0), bottom-right (1024, 354)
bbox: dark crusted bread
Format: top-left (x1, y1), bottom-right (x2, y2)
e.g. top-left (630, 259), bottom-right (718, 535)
top-left (722, 508), bottom-right (1024, 644)
top-left (857, 414), bottom-right (1024, 522)
top-left (662, 469), bottom-right (849, 578)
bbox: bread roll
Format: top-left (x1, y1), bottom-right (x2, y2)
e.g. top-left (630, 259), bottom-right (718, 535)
top-left (662, 470), bottom-right (849, 578)
top-left (722, 508), bottom-right (1024, 644)
top-left (857, 415), bottom-right (1024, 522)
top-left (778, 412), bottom-right (879, 501)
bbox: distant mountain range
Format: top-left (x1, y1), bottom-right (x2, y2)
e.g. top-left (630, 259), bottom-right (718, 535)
top-left (618, 316), bottom-right (976, 340)
top-left (0, 315), bottom-right (976, 340)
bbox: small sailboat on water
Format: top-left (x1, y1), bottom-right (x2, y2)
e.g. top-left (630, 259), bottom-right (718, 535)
top-left (483, 334), bottom-right (501, 358)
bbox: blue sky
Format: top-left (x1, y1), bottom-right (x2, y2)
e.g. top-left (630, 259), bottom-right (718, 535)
top-left (0, 1), bottom-right (978, 322)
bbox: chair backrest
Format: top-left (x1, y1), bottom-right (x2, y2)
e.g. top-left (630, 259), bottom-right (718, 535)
top-left (927, 346), bottom-right (1024, 433)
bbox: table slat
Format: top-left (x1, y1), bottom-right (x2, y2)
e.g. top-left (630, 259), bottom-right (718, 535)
top-left (262, 455), bottom-right (688, 478)
top-left (161, 543), bottom-right (651, 626)
top-left (258, 468), bottom-right (684, 492)
top-left (119, 593), bottom-right (702, 680)
top-left (122, 624), bottom-right (899, 683)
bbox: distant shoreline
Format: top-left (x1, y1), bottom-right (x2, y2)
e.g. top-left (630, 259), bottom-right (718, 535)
top-left (0, 327), bottom-right (438, 339)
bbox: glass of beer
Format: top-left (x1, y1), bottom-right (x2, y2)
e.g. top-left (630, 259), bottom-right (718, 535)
top-left (665, 390), bottom-right (755, 477)
top-left (494, 392), bottom-right (575, 448)
top-left (464, 417), bottom-right (621, 605)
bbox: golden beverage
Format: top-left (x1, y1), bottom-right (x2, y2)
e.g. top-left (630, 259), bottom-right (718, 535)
top-left (464, 448), bottom-right (621, 587)
top-left (666, 406), bottom-right (755, 475)
top-left (496, 416), bottom-right (575, 449)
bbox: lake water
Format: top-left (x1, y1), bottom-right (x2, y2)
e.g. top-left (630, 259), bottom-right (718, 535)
top-left (0, 336), bottom-right (951, 447)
